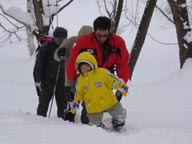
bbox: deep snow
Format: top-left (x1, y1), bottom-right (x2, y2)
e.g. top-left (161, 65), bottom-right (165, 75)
top-left (0, 0), bottom-right (192, 144)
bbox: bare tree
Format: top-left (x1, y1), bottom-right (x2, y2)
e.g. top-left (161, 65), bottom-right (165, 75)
top-left (0, 0), bottom-right (73, 55)
top-left (26, 0), bottom-right (36, 55)
top-left (129, 0), bottom-right (157, 80)
top-left (168, 0), bottom-right (192, 68)
top-left (95, 0), bottom-right (124, 33)
top-left (0, 14), bottom-right (24, 44)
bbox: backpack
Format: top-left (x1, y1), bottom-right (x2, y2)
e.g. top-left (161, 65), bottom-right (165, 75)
top-left (35, 35), bottom-right (54, 54)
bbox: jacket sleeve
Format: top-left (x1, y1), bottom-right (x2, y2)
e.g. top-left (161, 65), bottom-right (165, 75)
top-left (73, 78), bottom-right (84, 103)
top-left (33, 45), bottom-right (46, 82)
top-left (104, 70), bottom-right (126, 90)
top-left (58, 37), bottom-right (77, 86)
top-left (115, 37), bottom-right (130, 83)
top-left (66, 38), bottom-right (83, 81)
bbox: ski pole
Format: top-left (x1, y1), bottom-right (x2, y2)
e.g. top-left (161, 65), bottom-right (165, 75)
top-left (48, 56), bottom-right (64, 118)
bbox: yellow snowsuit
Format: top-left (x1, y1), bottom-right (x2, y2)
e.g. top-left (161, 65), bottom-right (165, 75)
top-left (74, 52), bottom-right (127, 113)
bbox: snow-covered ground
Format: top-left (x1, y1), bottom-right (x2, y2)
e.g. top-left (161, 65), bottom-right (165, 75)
top-left (0, 0), bottom-right (192, 144)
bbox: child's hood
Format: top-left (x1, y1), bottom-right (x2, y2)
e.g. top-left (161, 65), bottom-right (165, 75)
top-left (75, 52), bottom-right (97, 71)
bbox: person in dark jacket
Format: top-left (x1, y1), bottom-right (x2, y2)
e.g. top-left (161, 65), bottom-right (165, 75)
top-left (54, 25), bottom-right (93, 122)
top-left (66, 16), bottom-right (130, 124)
top-left (33, 27), bottom-right (69, 119)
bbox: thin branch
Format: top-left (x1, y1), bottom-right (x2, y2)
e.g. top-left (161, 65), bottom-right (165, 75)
top-left (0, 23), bottom-right (22, 41)
top-left (155, 5), bottom-right (175, 24)
top-left (0, 4), bottom-right (31, 31)
top-left (0, 13), bottom-right (20, 29)
top-left (147, 32), bottom-right (177, 45)
top-left (134, 0), bottom-right (139, 23)
top-left (53, 0), bottom-right (74, 16)
top-left (104, 0), bottom-right (111, 18)
top-left (95, 0), bottom-right (102, 15)
top-left (125, 15), bottom-right (177, 45)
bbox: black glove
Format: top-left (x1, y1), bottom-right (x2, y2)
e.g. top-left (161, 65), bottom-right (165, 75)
top-left (35, 82), bottom-right (42, 96)
top-left (57, 47), bottom-right (66, 58)
top-left (65, 86), bottom-right (76, 102)
top-left (115, 90), bottom-right (123, 102)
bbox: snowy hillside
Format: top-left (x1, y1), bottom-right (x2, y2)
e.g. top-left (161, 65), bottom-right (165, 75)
top-left (1, 0), bottom-right (192, 144)
top-left (1, 41), bottom-right (192, 144)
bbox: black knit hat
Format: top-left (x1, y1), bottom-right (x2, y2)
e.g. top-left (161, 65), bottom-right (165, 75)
top-left (53, 27), bottom-right (68, 39)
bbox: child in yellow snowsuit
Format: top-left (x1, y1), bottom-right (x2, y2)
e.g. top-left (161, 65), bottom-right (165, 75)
top-left (70, 52), bottom-right (128, 131)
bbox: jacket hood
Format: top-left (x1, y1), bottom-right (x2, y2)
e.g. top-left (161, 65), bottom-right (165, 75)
top-left (77, 25), bottom-right (92, 37)
top-left (75, 52), bottom-right (97, 73)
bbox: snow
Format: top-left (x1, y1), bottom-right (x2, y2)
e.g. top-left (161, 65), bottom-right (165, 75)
top-left (184, 31), bottom-right (192, 43)
top-left (6, 7), bottom-right (35, 26)
top-left (1, 0), bottom-right (192, 144)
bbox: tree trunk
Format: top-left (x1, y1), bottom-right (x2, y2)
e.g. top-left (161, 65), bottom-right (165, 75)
top-left (27, 0), bottom-right (35, 56)
top-left (101, 0), bottom-right (123, 34)
top-left (26, 29), bottom-right (35, 56)
top-left (129, 0), bottom-right (157, 80)
top-left (113, 0), bottom-right (123, 33)
top-left (167, 0), bottom-right (192, 68)
top-left (33, 0), bottom-right (50, 39)
top-left (0, 0), bottom-right (73, 56)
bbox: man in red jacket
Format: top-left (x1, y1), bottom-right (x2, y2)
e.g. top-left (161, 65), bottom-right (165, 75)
top-left (66, 16), bottom-right (130, 124)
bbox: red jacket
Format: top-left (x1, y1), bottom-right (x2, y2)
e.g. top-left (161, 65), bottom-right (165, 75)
top-left (66, 32), bottom-right (130, 82)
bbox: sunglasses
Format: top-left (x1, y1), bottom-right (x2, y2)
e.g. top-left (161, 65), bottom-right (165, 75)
top-left (95, 34), bottom-right (109, 38)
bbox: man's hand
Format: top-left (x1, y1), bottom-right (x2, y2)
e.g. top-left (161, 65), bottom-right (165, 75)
top-left (35, 82), bottom-right (42, 92)
top-left (57, 47), bottom-right (66, 57)
top-left (54, 47), bottom-right (66, 62)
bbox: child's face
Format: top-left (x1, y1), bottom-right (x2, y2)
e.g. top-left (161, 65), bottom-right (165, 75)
top-left (80, 63), bottom-right (91, 73)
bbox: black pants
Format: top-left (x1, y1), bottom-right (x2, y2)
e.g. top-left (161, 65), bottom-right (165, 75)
top-left (63, 86), bottom-right (76, 122)
top-left (37, 80), bottom-right (66, 118)
top-left (81, 102), bottom-right (89, 124)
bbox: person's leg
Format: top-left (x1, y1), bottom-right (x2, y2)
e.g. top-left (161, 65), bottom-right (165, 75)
top-left (55, 80), bottom-right (66, 118)
top-left (106, 103), bottom-right (126, 131)
top-left (37, 81), bottom-right (53, 117)
top-left (64, 112), bottom-right (76, 122)
top-left (87, 112), bottom-right (103, 126)
top-left (81, 102), bottom-right (89, 124)
top-left (87, 112), bottom-right (114, 131)
top-left (63, 86), bottom-right (76, 122)
top-left (101, 112), bottom-right (113, 130)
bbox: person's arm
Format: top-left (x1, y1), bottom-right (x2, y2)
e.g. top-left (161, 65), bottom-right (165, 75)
top-left (33, 45), bottom-right (47, 95)
top-left (115, 37), bottom-right (130, 83)
top-left (66, 47), bottom-right (79, 82)
top-left (105, 70), bottom-right (128, 96)
top-left (65, 40), bottom-right (83, 106)
top-left (33, 45), bottom-right (47, 82)
top-left (69, 78), bottom-right (85, 114)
